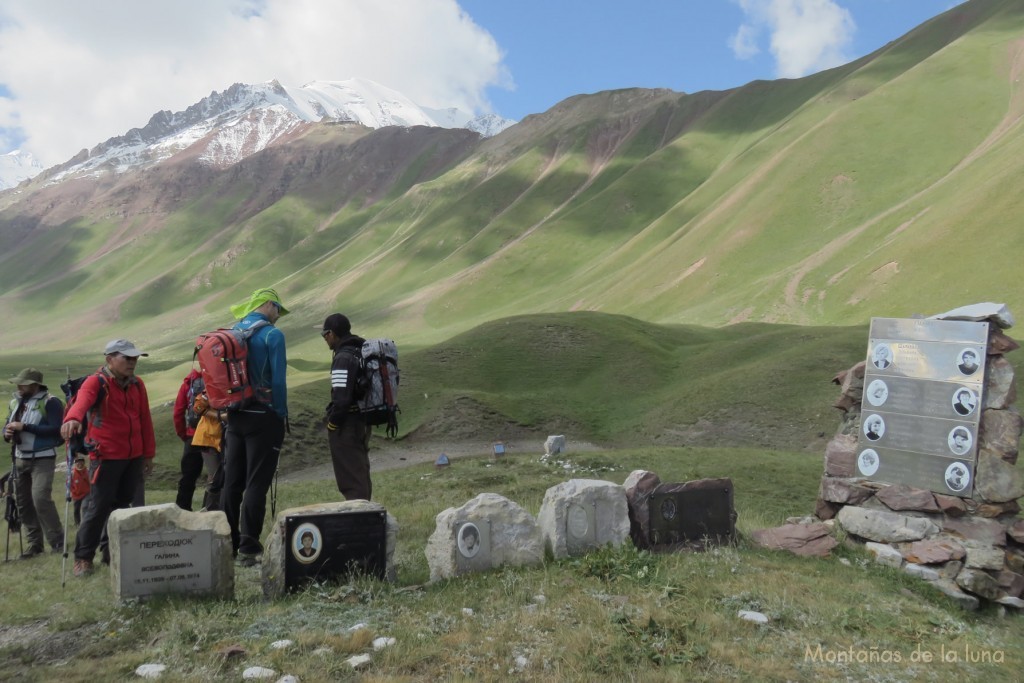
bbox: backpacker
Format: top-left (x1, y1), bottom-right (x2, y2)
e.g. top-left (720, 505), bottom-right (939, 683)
top-left (60, 374), bottom-right (108, 456)
top-left (184, 375), bottom-right (206, 428)
top-left (357, 338), bottom-right (400, 438)
top-left (193, 321), bottom-right (269, 411)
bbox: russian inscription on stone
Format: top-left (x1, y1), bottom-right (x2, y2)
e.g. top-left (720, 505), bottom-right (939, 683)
top-left (859, 318), bottom-right (987, 497)
top-left (119, 530), bottom-right (213, 598)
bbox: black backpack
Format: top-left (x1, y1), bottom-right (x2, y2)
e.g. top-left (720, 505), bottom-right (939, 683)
top-left (60, 374), bottom-right (108, 456)
top-left (184, 376), bottom-right (206, 429)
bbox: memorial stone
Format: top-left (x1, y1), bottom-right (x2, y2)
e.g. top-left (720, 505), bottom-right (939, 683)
top-left (425, 493), bottom-right (543, 581)
top-left (647, 479), bottom-right (737, 549)
top-left (262, 500), bottom-right (398, 599)
top-left (537, 479), bottom-right (629, 559)
top-left (108, 503), bottom-right (232, 601)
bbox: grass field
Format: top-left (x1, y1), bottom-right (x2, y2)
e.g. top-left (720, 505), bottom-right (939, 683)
top-left (1, 447), bottom-right (1022, 682)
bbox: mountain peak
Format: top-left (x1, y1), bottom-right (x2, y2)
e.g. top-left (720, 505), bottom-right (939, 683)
top-left (38, 78), bottom-right (517, 184)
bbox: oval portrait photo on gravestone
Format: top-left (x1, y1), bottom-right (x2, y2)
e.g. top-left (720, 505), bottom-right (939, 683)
top-left (858, 449), bottom-right (880, 477)
top-left (865, 379), bottom-right (889, 407)
top-left (951, 387), bottom-right (977, 416)
top-left (458, 522), bottom-right (481, 558)
top-left (862, 414), bottom-right (885, 441)
top-left (660, 497), bottom-right (677, 521)
top-left (291, 522), bottom-right (322, 564)
top-left (871, 343), bottom-right (893, 370)
top-left (957, 347), bottom-right (981, 376)
top-left (945, 461), bottom-right (971, 493)
top-left (947, 426), bottom-right (973, 456)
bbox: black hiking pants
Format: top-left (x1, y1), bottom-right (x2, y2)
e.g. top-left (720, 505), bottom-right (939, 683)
top-left (175, 441), bottom-right (204, 511)
top-left (74, 457), bottom-right (144, 562)
top-left (329, 416), bottom-right (372, 501)
top-left (221, 407), bottom-right (284, 556)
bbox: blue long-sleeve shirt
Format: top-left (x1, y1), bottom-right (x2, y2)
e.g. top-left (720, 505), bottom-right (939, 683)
top-left (235, 312), bottom-right (288, 419)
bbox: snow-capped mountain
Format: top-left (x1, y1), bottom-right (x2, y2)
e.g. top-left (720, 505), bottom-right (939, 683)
top-left (46, 78), bottom-right (517, 182)
top-left (0, 150), bottom-right (45, 190)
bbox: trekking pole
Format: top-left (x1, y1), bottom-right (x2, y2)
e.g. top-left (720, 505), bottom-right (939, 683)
top-left (61, 442), bottom-right (73, 589)
top-left (9, 447), bottom-right (23, 558)
top-left (271, 468), bottom-right (278, 519)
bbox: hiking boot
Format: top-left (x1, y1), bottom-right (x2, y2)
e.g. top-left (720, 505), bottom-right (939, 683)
top-left (20, 547), bottom-right (44, 560)
top-left (73, 559), bottom-right (94, 577)
top-left (236, 552), bottom-right (261, 568)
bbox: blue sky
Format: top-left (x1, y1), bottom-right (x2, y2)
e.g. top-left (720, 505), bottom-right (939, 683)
top-left (0, 0), bottom-right (962, 168)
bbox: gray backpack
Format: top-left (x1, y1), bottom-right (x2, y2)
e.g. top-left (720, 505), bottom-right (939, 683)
top-left (357, 338), bottom-right (400, 438)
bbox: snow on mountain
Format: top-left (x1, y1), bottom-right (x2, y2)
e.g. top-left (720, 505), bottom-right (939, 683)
top-left (0, 150), bottom-right (45, 190)
top-left (48, 78), bottom-right (517, 182)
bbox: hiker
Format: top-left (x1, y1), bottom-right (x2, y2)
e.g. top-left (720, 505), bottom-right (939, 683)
top-left (322, 313), bottom-right (372, 501)
top-left (221, 287), bottom-right (289, 566)
top-left (172, 369), bottom-right (205, 510)
top-left (61, 339), bottom-right (156, 577)
top-left (190, 390), bottom-right (225, 511)
top-left (3, 368), bottom-right (65, 558)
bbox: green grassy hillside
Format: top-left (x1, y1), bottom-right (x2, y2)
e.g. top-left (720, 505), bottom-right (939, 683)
top-left (1, 0), bottom-right (1022, 360)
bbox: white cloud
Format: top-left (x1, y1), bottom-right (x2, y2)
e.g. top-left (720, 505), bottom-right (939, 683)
top-left (732, 0), bottom-right (855, 78)
top-left (0, 0), bottom-right (511, 167)
top-left (729, 24), bottom-right (761, 61)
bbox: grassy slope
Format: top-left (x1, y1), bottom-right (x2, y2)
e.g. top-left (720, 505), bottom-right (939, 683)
top-left (1, 2), bottom-right (1022, 358)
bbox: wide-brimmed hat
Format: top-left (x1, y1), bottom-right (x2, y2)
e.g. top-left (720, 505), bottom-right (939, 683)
top-left (9, 368), bottom-right (44, 386)
top-left (104, 339), bottom-right (149, 357)
top-left (229, 287), bottom-right (290, 319)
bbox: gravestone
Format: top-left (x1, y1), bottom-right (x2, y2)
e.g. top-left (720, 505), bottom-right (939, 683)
top-left (425, 493), bottom-right (543, 581)
top-left (107, 503), bottom-right (232, 601)
top-left (647, 479), bottom-right (737, 550)
top-left (537, 479), bottom-right (629, 559)
top-left (262, 500), bottom-right (398, 599)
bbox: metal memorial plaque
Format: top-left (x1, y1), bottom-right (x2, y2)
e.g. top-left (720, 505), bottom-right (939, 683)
top-left (565, 502), bottom-right (598, 555)
top-left (454, 520), bottom-right (492, 574)
top-left (284, 511), bottom-right (387, 592)
top-left (859, 318), bottom-right (987, 497)
top-left (119, 529), bottom-right (213, 598)
top-left (648, 480), bottom-right (736, 549)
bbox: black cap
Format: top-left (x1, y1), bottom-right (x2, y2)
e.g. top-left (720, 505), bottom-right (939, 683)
top-left (323, 313), bottom-right (351, 337)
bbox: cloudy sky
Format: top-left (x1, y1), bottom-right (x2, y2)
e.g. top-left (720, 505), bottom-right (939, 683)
top-left (0, 0), bottom-right (960, 168)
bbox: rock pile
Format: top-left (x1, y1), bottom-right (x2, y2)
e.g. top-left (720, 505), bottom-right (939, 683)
top-left (817, 317), bottom-right (1022, 610)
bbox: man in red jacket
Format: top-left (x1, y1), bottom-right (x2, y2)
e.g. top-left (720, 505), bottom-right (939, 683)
top-left (61, 339), bottom-right (156, 578)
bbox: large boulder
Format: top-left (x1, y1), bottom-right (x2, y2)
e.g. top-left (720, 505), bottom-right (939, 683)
top-left (425, 493), bottom-right (543, 581)
top-left (538, 479), bottom-right (630, 559)
top-left (836, 506), bottom-right (939, 543)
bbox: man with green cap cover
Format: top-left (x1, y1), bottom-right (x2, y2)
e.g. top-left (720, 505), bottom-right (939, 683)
top-left (3, 368), bottom-right (65, 558)
top-left (222, 287), bottom-right (289, 566)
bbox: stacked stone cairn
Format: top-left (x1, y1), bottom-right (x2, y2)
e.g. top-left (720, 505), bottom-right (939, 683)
top-left (817, 321), bottom-right (1023, 611)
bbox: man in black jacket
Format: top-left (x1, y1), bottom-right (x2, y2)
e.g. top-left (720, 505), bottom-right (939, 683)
top-left (321, 313), bottom-right (372, 500)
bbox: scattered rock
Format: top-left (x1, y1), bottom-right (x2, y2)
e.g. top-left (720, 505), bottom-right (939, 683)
top-left (865, 542), bottom-right (903, 568)
top-left (932, 580), bottom-right (981, 611)
top-left (135, 663), bottom-right (166, 679)
top-left (345, 654), bottom-right (372, 669)
top-left (738, 610), bottom-right (769, 624)
top-left (373, 637), bottom-right (396, 650)
top-left (955, 569), bottom-right (1003, 601)
top-left (750, 522), bottom-right (837, 557)
top-left (242, 667), bottom-right (277, 680)
top-left (903, 563), bottom-right (940, 581)
top-left (270, 640), bottom-right (293, 650)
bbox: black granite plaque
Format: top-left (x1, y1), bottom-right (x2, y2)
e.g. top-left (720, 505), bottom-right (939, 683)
top-left (284, 511), bottom-right (386, 591)
top-left (648, 479), bottom-right (736, 550)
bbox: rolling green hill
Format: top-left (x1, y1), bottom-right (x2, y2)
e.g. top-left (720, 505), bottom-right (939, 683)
top-left (0, 0), bottom-right (1021, 388)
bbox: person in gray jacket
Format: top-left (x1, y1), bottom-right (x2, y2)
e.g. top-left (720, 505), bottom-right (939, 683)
top-left (3, 368), bottom-right (65, 558)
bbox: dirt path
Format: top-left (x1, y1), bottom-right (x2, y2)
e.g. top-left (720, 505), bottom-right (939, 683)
top-left (279, 438), bottom-right (603, 483)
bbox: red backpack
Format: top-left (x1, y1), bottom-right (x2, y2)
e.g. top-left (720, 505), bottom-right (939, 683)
top-left (193, 321), bottom-right (269, 411)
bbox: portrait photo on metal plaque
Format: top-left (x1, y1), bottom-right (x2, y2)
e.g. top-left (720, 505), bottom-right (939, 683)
top-left (283, 512), bottom-right (387, 592)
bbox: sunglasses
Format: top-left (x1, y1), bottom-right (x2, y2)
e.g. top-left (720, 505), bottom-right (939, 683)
top-left (321, 330), bottom-right (331, 338)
